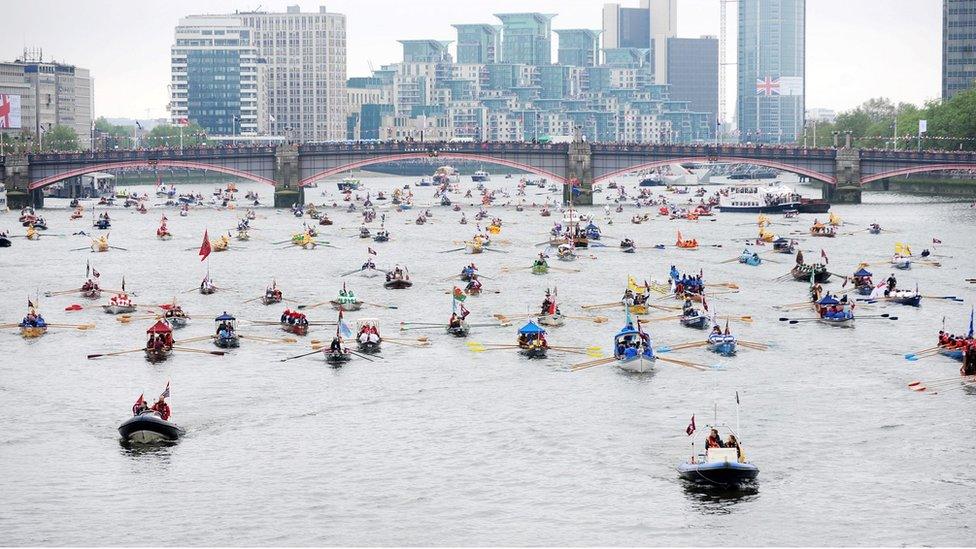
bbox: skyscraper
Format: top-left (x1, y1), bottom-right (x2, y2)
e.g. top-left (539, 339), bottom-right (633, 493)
top-left (943, 0), bottom-right (976, 98)
top-left (555, 29), bottom-right (601, 67)
top-left (170, 16), bottom-right (262, 136)
top-left (737, 0), bottom-right (805, 143)
top-left (173, 5), bottom-right (346, 141)
top-left (667, 36), bottom-right (718, 130)
top-left (399, 40), bottom-right (453, 64)
top-left (601, 1), bottom-right (675, 82)
top-left (495, 13), bottom-right (555, 65)
top-left (453, 24), bottom-right (501, 64)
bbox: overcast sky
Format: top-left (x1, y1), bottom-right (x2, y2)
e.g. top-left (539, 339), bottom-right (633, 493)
top-left (3, 0), bottom-right (942, 119)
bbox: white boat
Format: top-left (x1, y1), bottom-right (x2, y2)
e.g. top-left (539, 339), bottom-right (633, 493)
top-left (337, 177), bottom-right (360, 191)
top-left (718, 183), bottom-right (802, 213)
top-left (471, 170), bottom-right (490, 182)
top-left (891, 255), bottom-right (912, 270)
top-left (537, 312), bottom-right (565, 327)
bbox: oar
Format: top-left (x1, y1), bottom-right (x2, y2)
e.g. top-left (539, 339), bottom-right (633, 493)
top-left (242, 296), bottom-right (263, 304)
top-left (548, 266), bottom-right (581, 273)
top-left (87, 347), bottom-right (147, 359)
top-left (908, 375), bottom-right (975, 388)
top-left (279, 348), bottom-right (323, 362)
top-left (383, 339), bottom-right (430, 348)
top-left (171, 346), bottom-right (226, 356)
top-left (656, 355), bottom-right (709, 371)
top-left (44, 289), bottom-right (82, 297)
top-left (174, 335), bottom-right (214, 344)
top-left (400, 321), bottom-right (444, 327)
top-left (643, 314), bottom-right (683, 323)
top-left (570, 356), bottom-right (616, 371)
top-left (654, 341), bottom-right (709, 353)
top-left (239, 335), bottom-right (297, 344)
top-left (921, 295), bottom-right (965, 302)
top-left (108, 246), bottom-right (128, 251)
top-left (718, 315), bottom-right (754, 323)
top-left (439, 247), bottom-right (465, 253)
top-left (349, 350), bottom-right (377, 362)
top-left (46, 323), bottom-right (96, 330)
top-left (923, 382), bottom-right (976, 395)
top-left (363, 301), bottom-right (398, 310)
top-left (0, 322), bottom-right (21, 329)
top-left (736, 340), bottom-right (769, 350)
top-left (296, 301), bottom-right (329, 310)
top-left (904, 346), bottom-right (942, 360)
top-left (561, 314), bottom-right (609, 323)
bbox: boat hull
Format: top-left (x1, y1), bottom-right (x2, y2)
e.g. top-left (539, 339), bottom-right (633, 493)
top-left (447, 324), bottom-right (470, 337)
top-left (144, 347), bottom-right (171, 363)
top-left (20, 326), bottom-right (47, 338)
top-left (615, 354), bottom-right (655, 373)
top-left (118, 413), bottom-right (183, 444)
top-left (214, 335), bottom-right (240, 348)
top-left (384, 280), bottom-right (413, 290)
top-left (681, 315), bottom-right (708, 329)
top-left (330, 300), bottom-right (363, 311)
top-left (519, 347), bottom-right (548, 359)
top-left (677, 461), bottom-right (759, 486)
top-left (537, 313), bottom-right (564, 327)
top-left (325, 351), bottom-right (352, 367)
top-left (164, 317), bottom-right (188, 329)
top-left (281, 323), bottom-right (308, 336)
top-left (103, 304), bottom-right (137, 315)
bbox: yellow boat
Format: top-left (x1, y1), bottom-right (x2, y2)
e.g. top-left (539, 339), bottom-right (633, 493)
top-left (92, 236), bottom-right (110, 252)
top-left (828, 212), bottom-right (842, 226)
top-left (757, 214), bottom-right (770, 227)
top-left (26, 226), bottom-right (39, 240)
top-left (211, 235), bottom-right (230, 252)
top-left (20, 326), bottom-right (47, 338)
top-left (487, 224), bottom-right (501, 235)
top-left (758, 227), bottom-right (776, 242)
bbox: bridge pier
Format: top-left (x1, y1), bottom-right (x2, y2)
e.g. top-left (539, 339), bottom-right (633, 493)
top-left (564, 140), bottom-right (593, 206)
top-left (828, 148), bottom-right (862, 204)
top-left (2, 155), bottom-right (42, 209)
top-left (273, 145), bottom-right (304, 208)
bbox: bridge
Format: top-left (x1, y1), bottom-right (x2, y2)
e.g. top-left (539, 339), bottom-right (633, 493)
top-left (5, 140), bottom-right (976, 208)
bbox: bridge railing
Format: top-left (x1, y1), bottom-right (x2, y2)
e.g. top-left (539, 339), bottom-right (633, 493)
top-left (29, 145), bottom-right (277, 164)
top-left (859, 149), bottom-right (976, 163)
top-left (298, 140), bottom-right (570, 155)
top-left (590, 143), bottom-right (837, 159)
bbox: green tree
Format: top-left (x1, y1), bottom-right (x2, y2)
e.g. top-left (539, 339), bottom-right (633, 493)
top-left (44, 125), bottom-right (80, 151)
top-left (146, 123), bottom-right (208, 147)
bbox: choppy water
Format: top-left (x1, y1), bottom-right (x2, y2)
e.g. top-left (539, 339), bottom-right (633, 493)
top-left (1, 174), bottom-right (975, 546)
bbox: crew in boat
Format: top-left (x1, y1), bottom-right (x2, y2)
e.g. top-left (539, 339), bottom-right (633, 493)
top-left (541, 290), bottom-right (555, 314)
top-left (150, 395), bottom-right (171, 421)
top-left (465, 278), bottom-right (482, 293)
top-left (682, 298), bottom-right (696, 316)
top-left (266, 284), bottom-right (282, 302)
top-left (706, 428), bottom-right (725, 448)
top-left (448, 312), bottom-right (463, 329)
top-left (329, 336), bottom-right (343, 352)
top-left (357, 323), bottom-right (380, 344)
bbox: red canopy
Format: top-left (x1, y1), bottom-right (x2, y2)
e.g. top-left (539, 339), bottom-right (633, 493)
top-left (147, 320), bottom-right (172, 334)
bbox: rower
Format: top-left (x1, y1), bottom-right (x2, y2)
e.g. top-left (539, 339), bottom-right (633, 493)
top-left (887, 273), bottom-right (897, 292)
top-left (682, 298), bottom-right (695, 315)
top-left (329, 336), bottom-right (342, 352)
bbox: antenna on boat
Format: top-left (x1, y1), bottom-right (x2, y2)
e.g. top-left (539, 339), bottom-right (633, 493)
top-left (735, 390), bottom-right (741, 438)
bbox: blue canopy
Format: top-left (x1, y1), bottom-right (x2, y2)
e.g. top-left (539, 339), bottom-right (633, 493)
top-left (853, 268), bottom-right (872, 277)
top-left (615, 324), bottom-right (639, 337)
top-left (817, 296), bottom-right (840, 306)
top-left (585, 222), bottom-right (599, 230)
top-left (215, 312), bottom-right (236, 321)
top-left (518, 320), bottom-right (546, 334)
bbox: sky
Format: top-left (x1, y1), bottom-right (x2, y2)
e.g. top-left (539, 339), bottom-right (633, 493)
top-left (2, 0), bottom-right (943, 119)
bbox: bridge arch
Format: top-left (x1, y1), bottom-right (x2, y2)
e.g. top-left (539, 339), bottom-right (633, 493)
top-left (860, 163), bottom-right (976, 185)
top-left (594, 156), bottom-right (837, 186)
top-left (299, 151), bottom-right (566, 187)
top-left (28, 160), bottom-right (277, 190)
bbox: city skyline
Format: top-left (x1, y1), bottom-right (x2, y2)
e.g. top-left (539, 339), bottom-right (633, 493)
top-left (3, 0), bottom-right (942, 120)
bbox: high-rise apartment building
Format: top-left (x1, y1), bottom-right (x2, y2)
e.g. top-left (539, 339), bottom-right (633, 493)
top-left (601, 0), bottom-right (675, 82)
top-left (400, 40), bottom-right (453, 64)
top-left (667, 36), bottom-right (718, 130)
top-left (495, 13), bottom-right (555, 65)
top-left (737, 0), bottom-right (805, 143)
top-left (453, 24), bottom-right (501, 64)
top-left (943, 0), bottom-right (976, 98)
top-left (170, 16), bottom-right (263, 136)
top-left (555, 29), bottom-right (601, 67)
top-left (0, 52), bottom-right (94, 148)
top-left (173, 5), bottom-right (346, 141)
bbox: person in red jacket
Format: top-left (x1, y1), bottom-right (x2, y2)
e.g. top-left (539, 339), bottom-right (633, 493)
top-left (150, 396), bottom-right (171, 421)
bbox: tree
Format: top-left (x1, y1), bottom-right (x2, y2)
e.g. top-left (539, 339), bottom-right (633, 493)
top-left (146, 123), bottom-right (208, 147)
top-left (44, 125), bottom-right (80, 151)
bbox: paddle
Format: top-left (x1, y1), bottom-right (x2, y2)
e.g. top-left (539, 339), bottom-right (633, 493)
top-left (239, 335), bottom-right (298, 344)
top-left (280, 349), bottom-right (323, 362)
top-left (296, 301), bottom-right (329, 310)
top-left (921, 295), bottom-right (965, 302)
top-left (561, 315), bottom-right (610, 324)
top-left (171, 346), bottom-right (226, 356)
top-left (46, 323), bottom-right (96, 330)
top-left (44, 289), bottom-right (83, 297)
top-left (88, 347), bottom-right (147, 359)
top-left (364, 301), bottom-right (399, 310)
top-left (570, 356), bottom-right (616, 371)
top-left (656, 355), bottom-right (709, 371)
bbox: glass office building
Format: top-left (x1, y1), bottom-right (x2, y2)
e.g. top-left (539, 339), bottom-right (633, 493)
top-left (186, 50), bottom-right (242, 135)
top-left (943, 0), bottom-right (976, 98)
top-left (667, 37), bottom-right (718, 131)
top-left (495, 13), bottom-right (555, 65)
top-left (555, 29), bottom-right (601, 67)
top-left (737, 0), bottom-right (805, 143)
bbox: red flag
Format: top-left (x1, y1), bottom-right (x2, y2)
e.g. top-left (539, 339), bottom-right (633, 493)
top-left (160, 382), bottom-right (170, 399)
top-left (199, 230), bottom-right (212, 262)
top-left (686, 414), bottom-right (696, 436)
top-left (132, 393), bottom-right (145, 415)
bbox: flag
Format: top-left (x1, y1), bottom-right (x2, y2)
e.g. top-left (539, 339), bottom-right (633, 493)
top-left (160, 381), bottom-right (170, 399)
top-left (968, 307), bottom-right (974, 339)
top-left (736, 391), bottom-right (740, 405)
top-left (453, 287), bottom-right (466, 302)
top-left (86, 260), bottom-right (90, 278)
top-left (199, 230), bottom-right (212, 262)
top-left (28, 298), bottom-right (35, 310)
top-left (93, 268), bottom-right (100, 278)
top-left (339, 314), bottom-right (353, 338)
top-left (821, 249), bottom-right (828, 264)
top-left (686, 415), bottom-right (696, 436)
top-left (368, 247), bottom-right (377, 256)
top-left (702, 295), bottom-right (709, 312)
top-left (177, 117), bottom-right (189, 127)
top-left (132, 393), bottom-right (145, 415)
top-left (756, 76), bottom-right (780, 96)
top-left (121, 277), bottom-right (126, 291)
top-left (933, 238), bottom-right (942, 244)
top-left (459, 303), bottom-right (470, 318)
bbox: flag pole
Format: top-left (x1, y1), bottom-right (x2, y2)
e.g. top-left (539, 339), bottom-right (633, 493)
top-left (735, 391), bottom-right (741, 437)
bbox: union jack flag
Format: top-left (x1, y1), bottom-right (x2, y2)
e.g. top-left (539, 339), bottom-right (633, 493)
top-left (756, 76), bottom-right (780, 96)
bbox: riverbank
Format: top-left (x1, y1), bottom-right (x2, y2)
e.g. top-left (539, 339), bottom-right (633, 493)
top-left (865, 176), bottom-right (976, 198)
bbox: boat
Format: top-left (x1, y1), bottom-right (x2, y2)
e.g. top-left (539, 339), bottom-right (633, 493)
top-left (355, 318), bottom-right (382, 354)
top-left (318, 214), bottom-right (333, 226)
top-left (324, 348), bottom-right (352, 367)
top-left (738, 249), bottom-right (762, 266)
top-left (331, 286), bottom-right (364, 311)
top-left (373, 229), bottom-right (390, 242)
top-left (887, 287), bottom-right (922, 307)
top-left (675, 231), bottom-right (699, 250)
top-left (471, 170), bottom-right (490, 182)
top-left (384, 266), bottom-right (413, 289)
top-left (446, 320), bottom-right (470, 337)
top-left (639, 173), bottom-right (664, 187)
top-left (809, 222), bottom-right (836, 237)
top-left (772, 237), bottom-right (796, 254)
top-left (537, 289), bottom-right (564, 327)
top-left (556, 243), bottom-right (577, 262)
top-left (718, 183), bottom-right (801, 213)
top-left (262, 284), bottom-right (283, 305)
top-left (280, 310), bottom-right (309, 336)
top-left (162, 306), bottom-right (189, 329)
top-left (583, 222), bottom-right (602, 240)
top-left (214, 312), bottom-right (240, 348)
top-left (620, 239), bottom-right (636, 253)
top-left (18, 303), bottom-right (48, 338)
top-left (531, 258), bottom-right (549, 275)
top-left (891, 254), bottom-right (912, 270)
top-left (337, 177), bottom-right (360, 191)
top-left (613, 315), bottom-right (655, 373)
top-left (0, 233), bottom-right (11, 247)
top-left (199, 274), bottom-right (217, 295)
top-left (791, 262), bottom-right (831, 283)
top-left (103, 292), bottom-right (137, 315)
top-left (852, 267), bottom-right (874, 295)
top-left (440, 195), bottom-right (452, 207)
top-left (677, 425), bottom-right (758, 487)
top-left (118, 411), bottom-right (183, 444)
top-left (517, 320), bottom-right (548, 359)
top-left (680, 308), bottom-right (709, 329)
top-left (144, 320), bottom-right (174, 363)
top-left (814, 295), bottom-right (855, 327)
top-left (707, 331), bottom-right (737, 356)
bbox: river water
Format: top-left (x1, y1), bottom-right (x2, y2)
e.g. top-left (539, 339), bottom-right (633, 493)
top-left (1, 174), bottom-right (974, 546)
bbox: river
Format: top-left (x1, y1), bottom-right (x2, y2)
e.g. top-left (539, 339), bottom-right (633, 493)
top-left (0, 174), bottom-right (974, 545)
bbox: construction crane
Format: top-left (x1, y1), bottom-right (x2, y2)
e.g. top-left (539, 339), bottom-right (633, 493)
top-left (719, 0), bottom-right (737, 137)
